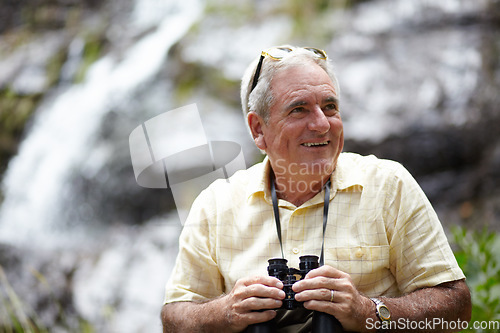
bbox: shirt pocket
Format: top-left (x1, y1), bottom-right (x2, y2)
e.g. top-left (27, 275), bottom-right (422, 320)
top-left (325, 245), bottom-right (391, 294)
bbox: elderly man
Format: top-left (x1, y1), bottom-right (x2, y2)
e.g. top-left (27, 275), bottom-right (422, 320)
top-left (161, 46), bottom-right (471, 332)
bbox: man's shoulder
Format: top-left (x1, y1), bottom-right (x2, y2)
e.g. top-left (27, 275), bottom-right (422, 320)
top-left (338, 152), bottom-right (412, 185)
top-left (339, 152), bottom-right (405, 171)
top-left (202, 159), bottom-right (266, 199)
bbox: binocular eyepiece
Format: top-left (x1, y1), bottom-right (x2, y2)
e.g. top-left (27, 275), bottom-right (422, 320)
top-left (245, 255), bottom-right (344, 333)
top-left (267, 255), bottom-right (319, 310)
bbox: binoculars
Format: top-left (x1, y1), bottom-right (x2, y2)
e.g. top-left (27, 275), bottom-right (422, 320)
top-left (245, 255), bottom-right (344, 333)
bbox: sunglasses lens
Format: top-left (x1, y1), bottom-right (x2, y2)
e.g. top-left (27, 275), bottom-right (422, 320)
top-left (266, 47), bottom-right (293, 60)
top-left (304, 47), bottom-right (327, 59)
top-left (251, 46), bottom-right (327, 93)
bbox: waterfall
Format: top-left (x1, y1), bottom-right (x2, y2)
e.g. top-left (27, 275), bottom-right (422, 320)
top-left (0, 0), bottom-right (203, 246)
top-left (0, 0), bottom-right (207, 330)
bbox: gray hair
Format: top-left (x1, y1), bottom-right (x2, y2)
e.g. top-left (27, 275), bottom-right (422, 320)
top-left (240, 46), bottom-right (340, 123)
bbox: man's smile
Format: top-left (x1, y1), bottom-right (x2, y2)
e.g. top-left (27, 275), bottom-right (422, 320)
top-left (301, 141), bottom-right (330, 147)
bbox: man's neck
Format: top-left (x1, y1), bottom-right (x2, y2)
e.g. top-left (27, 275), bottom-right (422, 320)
top-left (273, 173), bottom-right (330, 207)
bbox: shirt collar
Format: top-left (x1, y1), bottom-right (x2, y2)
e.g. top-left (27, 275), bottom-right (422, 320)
top-left (246, 156), bottom-right (272, 204)
top-left (330, 153), bottom-right (365, 194)
top-left (246, 153), bottom-right (364, 206)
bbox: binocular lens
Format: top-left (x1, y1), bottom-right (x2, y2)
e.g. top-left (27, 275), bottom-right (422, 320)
top-left (299, 255), bottom-right (319, 271)
top-left (267, 258), bottom-right (288, 277)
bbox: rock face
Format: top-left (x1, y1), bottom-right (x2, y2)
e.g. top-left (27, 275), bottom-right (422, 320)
top-left (345, 113), bottom-right (500, 229)
top-left (0, 0), bottom-right (100, 33)
top-left (0, 0), bottom-right (106, 176)
top-left (336, 1), bottom-right (500, 228)
top-left (0, 0), bottom-right (498, 331)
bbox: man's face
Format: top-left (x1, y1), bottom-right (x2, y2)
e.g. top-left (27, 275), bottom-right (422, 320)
top-left (249, 62), bottom-right (344, 179)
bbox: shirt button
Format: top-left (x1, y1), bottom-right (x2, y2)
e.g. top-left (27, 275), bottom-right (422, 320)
top-left (355, 249), bottom-right (364, 258)
top-left (292, 248), bottom-right (300, 254)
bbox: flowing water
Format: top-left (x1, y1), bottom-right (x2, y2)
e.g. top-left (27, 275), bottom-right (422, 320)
top-left (0, 0), bottom-right (203, 246)
top-left (0, 0), bottom-right (207, 330)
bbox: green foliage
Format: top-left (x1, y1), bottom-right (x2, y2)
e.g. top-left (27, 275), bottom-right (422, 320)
top-left (46, 48), bottom-right (68, 87)
top-left (0, 265), bottom-right (48, 333)
top-left (452, 226), bottom-right (500, 332)
top-left (0, 88), bottom-right (42, 176)
top-left (74, 35), bottom-right (105, 83)
top-left (282, 0), bottom-right (371, 42)
top-left (0, 265), bottom-right (95, 333)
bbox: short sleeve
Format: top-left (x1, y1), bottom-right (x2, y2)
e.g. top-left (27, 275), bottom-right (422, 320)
top-left (163, 189), bottom-right (224, 304)
top-left (386, 165), bottom-right (465, 294)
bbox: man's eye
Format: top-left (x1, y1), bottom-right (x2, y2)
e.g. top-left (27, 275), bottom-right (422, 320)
top-left (323, 104), bottom-right (339, 115)
top-left (291, 107), bottom-right (306, 114)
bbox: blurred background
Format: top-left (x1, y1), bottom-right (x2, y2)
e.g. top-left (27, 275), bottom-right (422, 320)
top-left (0, 0), bottom-right (499, 331)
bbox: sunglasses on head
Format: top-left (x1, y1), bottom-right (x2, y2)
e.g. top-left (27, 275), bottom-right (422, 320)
top-left (250, 46), bottom-right (328, 93)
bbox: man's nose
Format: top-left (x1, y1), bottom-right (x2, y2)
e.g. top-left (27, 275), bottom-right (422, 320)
top-left (307, 106), bottom-right (330, 133)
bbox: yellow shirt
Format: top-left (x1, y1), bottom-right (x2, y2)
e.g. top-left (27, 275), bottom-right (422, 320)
top-left (164, 153), bottom-right (464, 303)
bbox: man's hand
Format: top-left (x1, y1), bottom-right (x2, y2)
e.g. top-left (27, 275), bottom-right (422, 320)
top-left (292, 265), bottom-right (373, 332)
top-left (292, 265), bottom-right (471, 333)
top-left (161, 276), bottom-right (285, 332)
top-left (221, 276), bottom-right (285, 331)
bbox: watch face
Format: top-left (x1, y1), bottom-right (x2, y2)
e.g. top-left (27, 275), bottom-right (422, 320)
top-left (379, 306), bottom-right (391, 320)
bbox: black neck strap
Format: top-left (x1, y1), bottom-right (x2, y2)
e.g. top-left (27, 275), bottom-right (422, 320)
top-left (270, 171), bottom-right (331, 266)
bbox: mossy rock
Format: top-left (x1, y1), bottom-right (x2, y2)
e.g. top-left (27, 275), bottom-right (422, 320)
top-left (0, 88), bottom-right (42, 175)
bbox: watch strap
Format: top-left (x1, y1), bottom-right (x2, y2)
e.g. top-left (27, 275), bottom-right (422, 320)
top-left (370, 298), bottom-right (391, 332)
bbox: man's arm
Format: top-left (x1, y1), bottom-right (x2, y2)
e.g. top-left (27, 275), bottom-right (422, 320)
top-left (293, 266), bottom-right (471, 332)
top-left (375, 279), bottom-right (471, 332)
top-left (161, 276), bottom-right (285, 332)
top-left (161, 299), bottom-right (229, 333)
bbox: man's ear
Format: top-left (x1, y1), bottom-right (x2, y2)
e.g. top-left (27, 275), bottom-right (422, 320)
top-left (247, 111), bottom-right (267, 151)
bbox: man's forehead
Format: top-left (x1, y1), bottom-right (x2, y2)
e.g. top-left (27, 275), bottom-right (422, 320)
top-left (274, 80), bottom-right (338, 105)
top-left (271, 64), bottom-right (336, 93)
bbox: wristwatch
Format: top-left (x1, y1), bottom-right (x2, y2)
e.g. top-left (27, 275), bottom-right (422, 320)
top-left (370, 298), bottom-right (391, 332)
